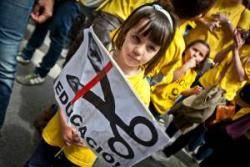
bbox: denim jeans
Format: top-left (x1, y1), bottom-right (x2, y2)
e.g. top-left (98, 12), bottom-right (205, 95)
top-left (21, 0), bottom-right (81, 77)
top-left (0, 0), bottom-right (34, 128)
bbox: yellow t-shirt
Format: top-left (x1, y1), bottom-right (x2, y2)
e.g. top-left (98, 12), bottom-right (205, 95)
top-left (186, 0), bottom-right (246, 59)
top-left (127, 70), bottom-right (151, 107)
top-left (100, 0), bottom-right (154, 21)
top-left (200, 45), bottom-right (250, 101)
top-left (42, 70), bottom-right (150, 167)
top-left (148, 22), bottom-right (187, 86)
top-left (151, 69), bottom-right (197, 115)
top-left (237, 9), bottom-right (250, 31)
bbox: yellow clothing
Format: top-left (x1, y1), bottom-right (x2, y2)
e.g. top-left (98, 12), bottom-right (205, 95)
top-left (151, 69), bottom-right (197, 115)
top-left (149, 23), bottom-right (189, 115)
top-left (200, 45), bottom-right (250, 101)
top-left (149, 22), bottom-right (187, 85)
top-left (127, 70), bottom-right (151, 107)
top-left (100, 0), bottom-right (154, 21)
top-left (42, 70), bottom-right (150, 167)
top-left (186, 0), bottom-right (246, 59)
top-left (232, 107), bottom-right (250, 121)
top-left (238, 9), bottom-right (250, 31)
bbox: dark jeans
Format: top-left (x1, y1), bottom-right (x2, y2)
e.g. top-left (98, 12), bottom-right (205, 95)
top-left (21, 0), bottom-right (82, 77)
top-left (163, 125), bottom-right (205, 157)
top-left (25, 140), bottom-right (78, 167)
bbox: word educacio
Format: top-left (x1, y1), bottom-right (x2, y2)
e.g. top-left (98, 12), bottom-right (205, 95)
top-left (55, 81), bottom-right (121, 167)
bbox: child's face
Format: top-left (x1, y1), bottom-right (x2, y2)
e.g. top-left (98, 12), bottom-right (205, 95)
top-left (184, 42), bottom-right (209, 65)
top-left (118, 19), bottom-right (161, 71)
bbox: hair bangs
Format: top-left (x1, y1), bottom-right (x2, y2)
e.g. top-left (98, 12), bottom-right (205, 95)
top-left (137, 16), bottom-right (170, 47)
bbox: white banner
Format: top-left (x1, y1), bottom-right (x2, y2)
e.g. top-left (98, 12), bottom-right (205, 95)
top-left (53, 27), bottom-right (170, 167)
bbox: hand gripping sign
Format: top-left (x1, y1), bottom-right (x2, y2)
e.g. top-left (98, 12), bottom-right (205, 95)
top-left (53, 27), bottom-right (170, 166)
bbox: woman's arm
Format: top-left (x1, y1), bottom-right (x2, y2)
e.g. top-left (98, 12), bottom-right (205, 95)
top-left (232, 48), bottom-right (246, 81)
top-left (214, 44), bottom-right (234, 64)
top-left (232, 31), bottom-right (246, 82)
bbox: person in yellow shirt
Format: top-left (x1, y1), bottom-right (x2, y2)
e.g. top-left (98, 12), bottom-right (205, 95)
top-left (237, 8), bottom-right (250, 31)
top-left (151, 40), bottom-right (210, 115)
top-left (24, 4), bottom-right (176, 167)
top-left (199, 31), bottom-right (250, 101)
top-left (186, 0), bottom-right (246, 60)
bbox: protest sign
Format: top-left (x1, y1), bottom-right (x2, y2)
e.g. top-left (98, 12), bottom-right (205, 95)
top-left (54, 27), bottom-right (170, 166)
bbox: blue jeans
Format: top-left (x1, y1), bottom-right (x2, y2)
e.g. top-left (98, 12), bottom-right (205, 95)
top-left (21, 0), bottom-right (81, 77)
top-left (0, 0), bottom-right (34, 128)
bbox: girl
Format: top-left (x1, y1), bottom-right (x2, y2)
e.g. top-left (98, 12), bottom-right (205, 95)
top-left (151, 40), bottom-right (210, 115)
top-left (25, 3), bottom-right (176, 167)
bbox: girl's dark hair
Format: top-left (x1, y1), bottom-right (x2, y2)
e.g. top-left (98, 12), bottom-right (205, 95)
top-left (170, 0), bottom-right (216, 19)
top-left (113, 3), bottom-right (176, 75)
top-left (183, 40), bottom-right (210, 70)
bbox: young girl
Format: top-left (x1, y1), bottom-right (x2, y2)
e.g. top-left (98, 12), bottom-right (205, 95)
top-left (25, 3), bottom-right (176, 167)
top-left (151, 40), bottom-right (210, 115)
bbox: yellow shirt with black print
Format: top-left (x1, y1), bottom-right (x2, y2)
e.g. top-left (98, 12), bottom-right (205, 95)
top-left (151, 69), bottom-right (197, 115)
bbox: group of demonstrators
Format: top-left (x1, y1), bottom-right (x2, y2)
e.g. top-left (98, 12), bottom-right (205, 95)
top-left (0, 0), bottom-right (249, 166)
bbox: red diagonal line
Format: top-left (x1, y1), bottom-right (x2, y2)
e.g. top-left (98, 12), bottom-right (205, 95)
top-left (71, 61), bottom-right (113, 105)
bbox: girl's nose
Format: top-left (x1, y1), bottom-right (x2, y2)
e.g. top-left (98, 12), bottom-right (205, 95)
top-left (134, 45), bottom-right (144, 56)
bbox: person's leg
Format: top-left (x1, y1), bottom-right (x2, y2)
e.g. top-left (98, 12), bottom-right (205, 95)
top-left (0, 0), bottom-right (34, 128)
top-left (34, 0), bottom-right (81, 78)
top-left (194, 144), bottom-right (213, 161)
top-left (20, 21), bottom-right (50, 61)
top-left (186, 130), bottom-right (205, 152)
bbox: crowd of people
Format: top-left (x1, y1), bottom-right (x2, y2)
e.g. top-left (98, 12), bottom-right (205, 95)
top-left (0, 0), bottom-right (249, 166)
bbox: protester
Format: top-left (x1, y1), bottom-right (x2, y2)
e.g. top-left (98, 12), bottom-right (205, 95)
top-left (24, 3), bottom-right (176, 166)
top-left (151, 40), bottom-right (210, 115)
top-left (0, 0), bottom-right (54, 131)
top-left (199, 29), bottom-right (250, 101)
top-left (16, 0), bottom-right (83, 86)
top-left (186, 0), bottom-right (247, 59)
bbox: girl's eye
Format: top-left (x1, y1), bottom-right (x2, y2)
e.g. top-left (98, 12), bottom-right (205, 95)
top-left (147, 45), bottom-right (157, 52)
top-left (132, 35), bottom-right (140, 43)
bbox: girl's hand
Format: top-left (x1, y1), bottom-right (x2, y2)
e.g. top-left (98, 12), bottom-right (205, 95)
top-left (191, 86), bottom-right (203, 94)
top-left (234, 29), bottom-right (245, 50)
top-left (61, 125), bottom-right (85, 147)
top-left (185, 57), bottom-right (197, 69)
top-left (181, 86), bottom-right (202, 96)
top-left (207, 21), bottom-right (220, 32)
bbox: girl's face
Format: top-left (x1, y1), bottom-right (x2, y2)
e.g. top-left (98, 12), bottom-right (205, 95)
top-left (184, 42), bottom-right (209, 65)
top-left (117, 19), bottom-right (161, 72)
